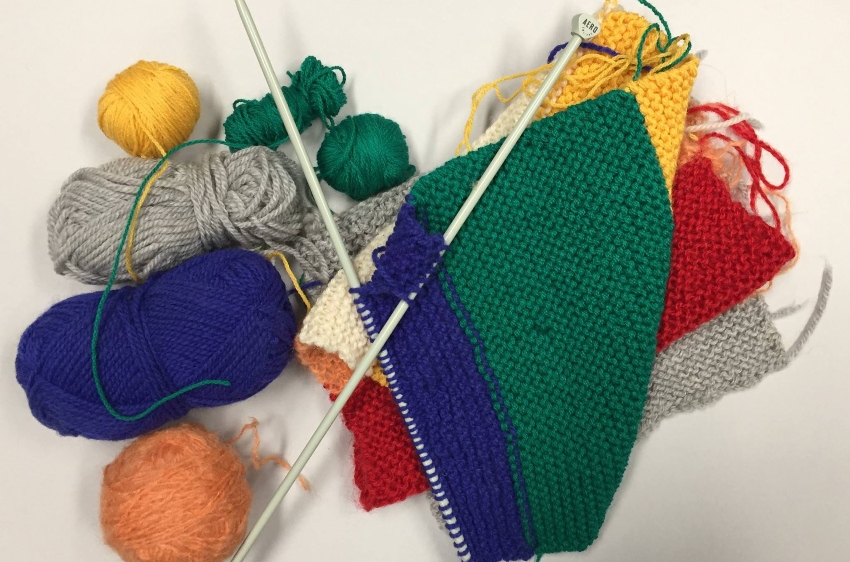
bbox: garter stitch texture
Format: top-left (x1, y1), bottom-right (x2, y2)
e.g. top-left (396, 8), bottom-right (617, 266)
top-left (293, 180), bottom-right (412, 295)
top-left (296, 223), bottom-right (395, 382)
top-left (334, 378), bottom-right (429, 510)
top-left (645, 264), bottom-right (832, 435)
top-left (296, 223), bottom-right (431, 509)
top-left (294, 153), bottom-right (800, 525)
top-left (355, 89), bottom-right (674, 559)
top-left (657, 157), bottom-right (795, 350)
top-left (642, 296), bottom-right (787, 435)
top-left (48, 149), bottom-right (411, 291)
top-left (298, 290), bottom-right (825, 506)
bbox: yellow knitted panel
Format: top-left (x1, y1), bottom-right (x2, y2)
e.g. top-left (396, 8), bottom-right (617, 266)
top-left (538, 11), bottom-right (656, 119)
top-left (625, 55), bottom-right (699, 194)
top-left (460, 10), bottom-right (694, 159)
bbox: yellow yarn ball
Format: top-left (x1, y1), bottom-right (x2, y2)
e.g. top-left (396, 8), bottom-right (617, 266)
top-left (98, 61), bottom-right (201, 158)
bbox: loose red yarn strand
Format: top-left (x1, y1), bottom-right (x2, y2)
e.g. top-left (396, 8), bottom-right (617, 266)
top-left (688, 103), bottom-right (791, 230)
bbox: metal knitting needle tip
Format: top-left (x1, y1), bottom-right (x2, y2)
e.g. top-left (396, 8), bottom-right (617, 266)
top-left (233, 0), bottom-right (360, 290)
top-left (229, 9), bottom-right (599, 562)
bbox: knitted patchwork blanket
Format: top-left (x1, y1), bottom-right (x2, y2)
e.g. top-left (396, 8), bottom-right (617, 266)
top-left (291, 8), bottom-right (811, 559)
top-left (352, 89), bottom-right (674, 560)
top-left (296, 154), bottom-right (800, 516)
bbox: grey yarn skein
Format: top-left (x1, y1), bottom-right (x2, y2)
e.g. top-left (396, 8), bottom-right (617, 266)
top-left (48, 147), bottom-right (412, 290)
top-left (49, 147), bottom-right (309, 284)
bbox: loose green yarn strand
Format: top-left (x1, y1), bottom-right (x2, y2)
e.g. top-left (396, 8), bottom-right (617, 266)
top-left (633, 0), bottom-right (692, 80)
top-left (91, 139), bottom-right (237, 422)
top-left (637, 0), bottom-right (672, 38)
top-left (656, 40), bottom-right (692, 73)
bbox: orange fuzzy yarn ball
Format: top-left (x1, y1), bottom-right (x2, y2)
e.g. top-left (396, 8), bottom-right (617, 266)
top-left (100, 424), bottom-right (252, 562)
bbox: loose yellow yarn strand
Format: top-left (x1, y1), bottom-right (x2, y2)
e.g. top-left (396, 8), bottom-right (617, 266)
top-left (527, 53), bottom-right (632, 114)
top-left (112, 70), bottom-right (171, 282)
top-left (455, 67), bottom-right (546, 155)
top-left (125, 159), bottom-right (168, 282)
top-left (454, 1), bottom-right (624, 155)
top-left (100, 60), bottom-right (201, 283)
top-left (267, 251), bottom-right (312, 311)
top-left (121, 104), bottom-right (169, 283)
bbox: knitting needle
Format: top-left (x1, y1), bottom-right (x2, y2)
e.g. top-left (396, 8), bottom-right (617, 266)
top-left (229, 11), bottom-right (599, 561)
top-left (234, 0), bottom-right (361, 289)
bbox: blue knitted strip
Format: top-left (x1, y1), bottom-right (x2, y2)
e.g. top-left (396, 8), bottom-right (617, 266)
top-left (439, 266), bottom-right (537, 549)
top-left (352, 207), bottom-right (533, 562)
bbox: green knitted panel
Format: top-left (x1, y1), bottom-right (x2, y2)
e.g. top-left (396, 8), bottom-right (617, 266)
top-left (410, 90), bottom-right (673, 553)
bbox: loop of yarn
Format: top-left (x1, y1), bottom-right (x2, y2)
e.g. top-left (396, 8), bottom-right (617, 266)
top-left (16, 249), bottom-right (296, 440)
top-left (354, 203), bottom-right (447, 304)
top-left (226, 418), bottom-right (311, 490)
top-left (316, 113), bottom-right (416, 201)
top-left (681, 102), bottom-right (799, 275)
top-left (223, 55), bottom-right (346, 150)
top-left (632, 0), bottom-right (692, 79)
top-left (98, 61), bottom-right (201, 158)
top-left (49, 147), bottom-right (309, 285)
top-left (688, 103), bottom-right (790, 229)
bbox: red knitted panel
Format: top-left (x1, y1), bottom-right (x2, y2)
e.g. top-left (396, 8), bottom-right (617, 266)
top-left (333, 377), bottom-right (429, 510)
top-left (656, 157), bottom-right (795, 351)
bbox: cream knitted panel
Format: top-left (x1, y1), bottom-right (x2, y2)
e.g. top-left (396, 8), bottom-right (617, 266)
top-left (297, 223), bottom-right (394, 368)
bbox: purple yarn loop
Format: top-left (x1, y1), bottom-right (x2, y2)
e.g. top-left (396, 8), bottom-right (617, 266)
top-left (353, 202), bottom-right (447, 304)
top-left (547, 40), bottom-right (620, 63)
top-left (547, 40), bottom-right (653, 72)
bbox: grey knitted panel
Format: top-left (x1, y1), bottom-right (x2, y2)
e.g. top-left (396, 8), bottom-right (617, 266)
top-left (639, 296), bottom-right (788, 437)
top-left (288, 176), bottom-right (415, 294)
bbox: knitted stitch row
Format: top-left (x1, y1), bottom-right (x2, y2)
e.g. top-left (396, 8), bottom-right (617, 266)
top-left (299, 157), bottom-right (796, 381)
top-left (657, 157), bottom-right (795, 349)
top-left (300, 284), bottom-right (827, 511)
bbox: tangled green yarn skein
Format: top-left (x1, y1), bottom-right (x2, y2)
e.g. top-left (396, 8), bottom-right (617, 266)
top-left (316, 113), bottom-right (416, 201)
top-left (223, 55), bottom-right (347, 150)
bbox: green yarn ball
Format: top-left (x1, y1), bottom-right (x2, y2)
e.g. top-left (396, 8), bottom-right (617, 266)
top-left (316, 114), bottom-right (416, 201)
top-left (223, 55), bottom-right (347, 150)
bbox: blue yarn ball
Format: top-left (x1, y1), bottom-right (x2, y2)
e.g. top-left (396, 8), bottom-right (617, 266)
top-left (16, 249), bottom-right (296, 441)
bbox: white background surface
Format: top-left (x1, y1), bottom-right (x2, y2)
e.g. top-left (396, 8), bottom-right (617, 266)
top-left (1, 1), bottom-right (848, 560)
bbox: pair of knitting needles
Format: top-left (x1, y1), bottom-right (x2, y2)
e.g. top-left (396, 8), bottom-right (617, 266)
top-left (230, 1), bottom-right (600, 560)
